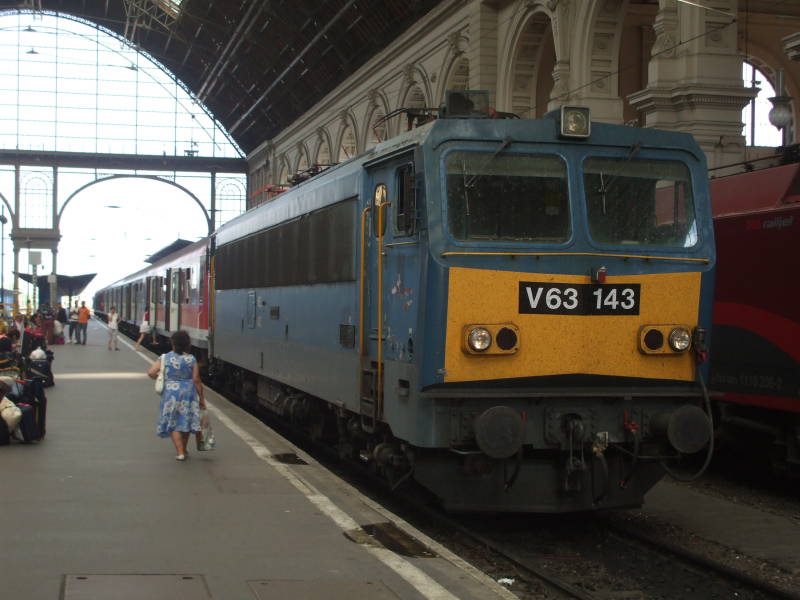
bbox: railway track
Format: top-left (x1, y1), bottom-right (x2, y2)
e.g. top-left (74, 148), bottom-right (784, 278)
top-left (405, 502), bottom-right (799, 600)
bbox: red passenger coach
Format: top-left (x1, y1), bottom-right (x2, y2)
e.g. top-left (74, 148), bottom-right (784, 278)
top-left (709, 160), bottom-right (800, 467)
top-left (93, 239), bottom-right (210, 358)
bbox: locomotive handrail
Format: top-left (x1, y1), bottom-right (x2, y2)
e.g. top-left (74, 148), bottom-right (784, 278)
top-left (376, 198), bottom-right (392, 423)
top-left (384, 240), bottom-right (418, 248)
top-left (359, 205), bottom-right (372, 357)
top-left (441, 251), bottom-right (710, 263)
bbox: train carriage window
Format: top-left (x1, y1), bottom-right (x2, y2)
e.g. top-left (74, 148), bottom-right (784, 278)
top-left (445, 152), bottom-right (569, 242)
top-left (198, 257), bottom-right (206, 306)
top-left (185, 268), bottom-right (193, 304)
top-left (395, 165), bottom-right (416, 235)
top-left (584, 158), bottom-right (697, 248)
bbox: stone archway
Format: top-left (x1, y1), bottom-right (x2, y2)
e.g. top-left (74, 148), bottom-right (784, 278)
top-left (505, 11), bottom-right (556, 118)
top-left (314, 129), bottom-right (333, 168)
top-left (58, 175), bottom-right (212, 232)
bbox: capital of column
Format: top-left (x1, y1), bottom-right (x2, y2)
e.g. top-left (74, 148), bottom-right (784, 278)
top-left (783, 33), bottom-right (800, 62)
top-left (628, 84), bottom-right (758, 120)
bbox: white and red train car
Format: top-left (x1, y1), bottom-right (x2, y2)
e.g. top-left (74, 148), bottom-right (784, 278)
top-left (93, 239), bottom-right (210, 359)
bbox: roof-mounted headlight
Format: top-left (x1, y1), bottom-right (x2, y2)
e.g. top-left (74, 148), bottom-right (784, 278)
top-left (560, 106), bottom-right (591, 138)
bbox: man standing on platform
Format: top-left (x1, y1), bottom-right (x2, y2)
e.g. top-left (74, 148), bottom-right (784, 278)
top-left (68, 301), bottom-right (79, 343)
top-left (77, 301), bottom-right (90, 345)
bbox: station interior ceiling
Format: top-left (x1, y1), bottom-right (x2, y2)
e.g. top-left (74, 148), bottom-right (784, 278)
top-left (0, 0), bottom-right (445, 155)
top-left (0, 0), bottom-right (799, 156)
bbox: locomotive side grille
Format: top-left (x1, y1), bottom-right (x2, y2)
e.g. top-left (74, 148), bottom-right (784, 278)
top-left (215, 197), bottom-right (357, 290)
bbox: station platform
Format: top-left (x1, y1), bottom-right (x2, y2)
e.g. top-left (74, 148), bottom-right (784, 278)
top-left (1, 319), bottom-right (515, 600)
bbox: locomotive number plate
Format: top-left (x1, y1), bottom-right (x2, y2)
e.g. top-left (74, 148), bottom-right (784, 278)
top-left (518, 282), bottom-right (640, 315)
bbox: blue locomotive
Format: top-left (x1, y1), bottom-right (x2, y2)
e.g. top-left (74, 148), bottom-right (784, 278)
top-left (209, 93), bottom-right (715, 512)
top-left (96, 93), bottom-right (715, 511)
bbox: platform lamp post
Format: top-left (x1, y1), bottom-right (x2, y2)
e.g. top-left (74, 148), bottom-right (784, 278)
top-left (0, 211), bottom-right (6, 317)
top-left (768, 68), bottom-right (793, 147)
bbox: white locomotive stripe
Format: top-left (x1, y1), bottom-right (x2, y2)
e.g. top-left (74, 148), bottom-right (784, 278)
top-left (123, 323), bottom-right (512, 600)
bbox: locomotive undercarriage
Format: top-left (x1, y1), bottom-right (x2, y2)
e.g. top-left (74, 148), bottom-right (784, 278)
top-left (208, 357), bottom-right (711, 512)
top-left (410, 391), bottom-right (711, 512)
top-left (716, 402), bottom-right (800, 473)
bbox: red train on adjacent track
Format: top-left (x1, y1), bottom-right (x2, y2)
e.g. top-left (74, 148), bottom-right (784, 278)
top-left (709, 154), bottom-right (800, 469)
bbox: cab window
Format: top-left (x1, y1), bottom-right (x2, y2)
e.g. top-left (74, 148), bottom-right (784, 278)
top-left (446, 151), bottom-right (569, 243)
top-left (583, 158), bottom-right (697, 248)
top-left (395, 164), bottom-right (415, 235)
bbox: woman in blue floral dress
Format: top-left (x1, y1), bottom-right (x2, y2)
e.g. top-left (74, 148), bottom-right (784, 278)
top-left (147, 330), bottom-right (206, 460)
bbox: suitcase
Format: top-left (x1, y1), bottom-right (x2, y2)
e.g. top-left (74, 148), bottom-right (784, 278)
top-left (8, 379), bottom-right (46, 440)
top-left (0, 416), bottom-right (9, 446)
top-left (15, 402), bottom-right (40, 442)
top-left (29, 359), bottom-right (54, 388)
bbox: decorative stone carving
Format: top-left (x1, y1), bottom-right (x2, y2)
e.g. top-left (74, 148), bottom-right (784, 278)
top-left (652, 32), bottom-right (677, 58)
top-left (402, 63), bottom-right (417, 86)
top-left (447, 31), bottom-right (465, 57)
top-left (784, 32), bottom-right (800, 61)
top-left (651, 0), bottom-right (678, 58)
top-left (367, 89), bottom-right (381, 109)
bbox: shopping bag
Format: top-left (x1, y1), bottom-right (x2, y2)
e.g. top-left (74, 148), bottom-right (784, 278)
top-left (196, 408), bottom-right (216, 451)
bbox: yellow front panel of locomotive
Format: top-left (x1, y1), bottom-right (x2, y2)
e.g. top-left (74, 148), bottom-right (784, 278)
top-left (443, 267), bottom-right (700, 383)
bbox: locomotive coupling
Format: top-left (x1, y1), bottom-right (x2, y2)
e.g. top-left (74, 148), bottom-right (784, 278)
top-left (650, 405), bottom-right (711, 454)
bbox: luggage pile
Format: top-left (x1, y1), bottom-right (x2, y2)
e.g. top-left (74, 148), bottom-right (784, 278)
top-left (0, 377), bottom-right (47, 445)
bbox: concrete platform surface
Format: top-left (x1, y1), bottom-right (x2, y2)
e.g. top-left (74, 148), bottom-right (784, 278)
top-left (643, 480), bottom-right (800, 574)
top-left (1, 319), bottom-right (514, 600)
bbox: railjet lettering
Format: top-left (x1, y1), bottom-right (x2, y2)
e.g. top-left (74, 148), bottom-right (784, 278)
top-left (762, 215), bottom-right (794, 230)
top-left (518, 282), bottom-right (640, 315)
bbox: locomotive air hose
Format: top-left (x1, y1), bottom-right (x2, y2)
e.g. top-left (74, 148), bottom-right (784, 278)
top-left (661, 371), bottom-right (715, 482)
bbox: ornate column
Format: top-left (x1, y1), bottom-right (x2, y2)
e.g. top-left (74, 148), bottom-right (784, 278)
top-left (546, 0), bottom-right (574, 113)
top-left (466, 0), bottom-right (499, 104)
top-left (628, 0), bottom-right (755, 168)
top-left (559, 0), bottom-right (627, 123)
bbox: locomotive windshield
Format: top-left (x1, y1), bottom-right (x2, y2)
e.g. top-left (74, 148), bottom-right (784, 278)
top-left (584, 157), bottom-right (697, 248)
top-left (445, 151), bottom-right (569, 243)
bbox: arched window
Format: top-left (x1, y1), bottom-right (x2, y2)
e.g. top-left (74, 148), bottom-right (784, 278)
top-left (365, 109), bottom-right (387, 150)
top-left (296, 149), bottom-right (309, 175)
top-left (339, 126), bottom-right (356, 162)
top-left (20, 171), bottom-right (52, 228)
top-left (277, 162), bottom-right (289, 186)
top-left (316, 135), bottom-right (332, 168)
top-left (742, 63), bottom-right (783, 147)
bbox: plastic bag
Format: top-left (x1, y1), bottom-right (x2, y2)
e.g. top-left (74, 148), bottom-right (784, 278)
top-left (196, 408), bottom-right (216, 451)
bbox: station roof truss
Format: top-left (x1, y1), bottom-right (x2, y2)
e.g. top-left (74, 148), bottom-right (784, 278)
top-left (0, 0), bottom-right (445, 155)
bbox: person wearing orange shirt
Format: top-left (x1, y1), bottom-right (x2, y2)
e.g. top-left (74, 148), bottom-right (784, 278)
top-left (77, 301), bottom-right (90, 345)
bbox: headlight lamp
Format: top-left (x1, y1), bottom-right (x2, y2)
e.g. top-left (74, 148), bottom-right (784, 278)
top-left (668, 327), bottom-right (691, 352)
top-left (467, 327), bottom-right (492, 352)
